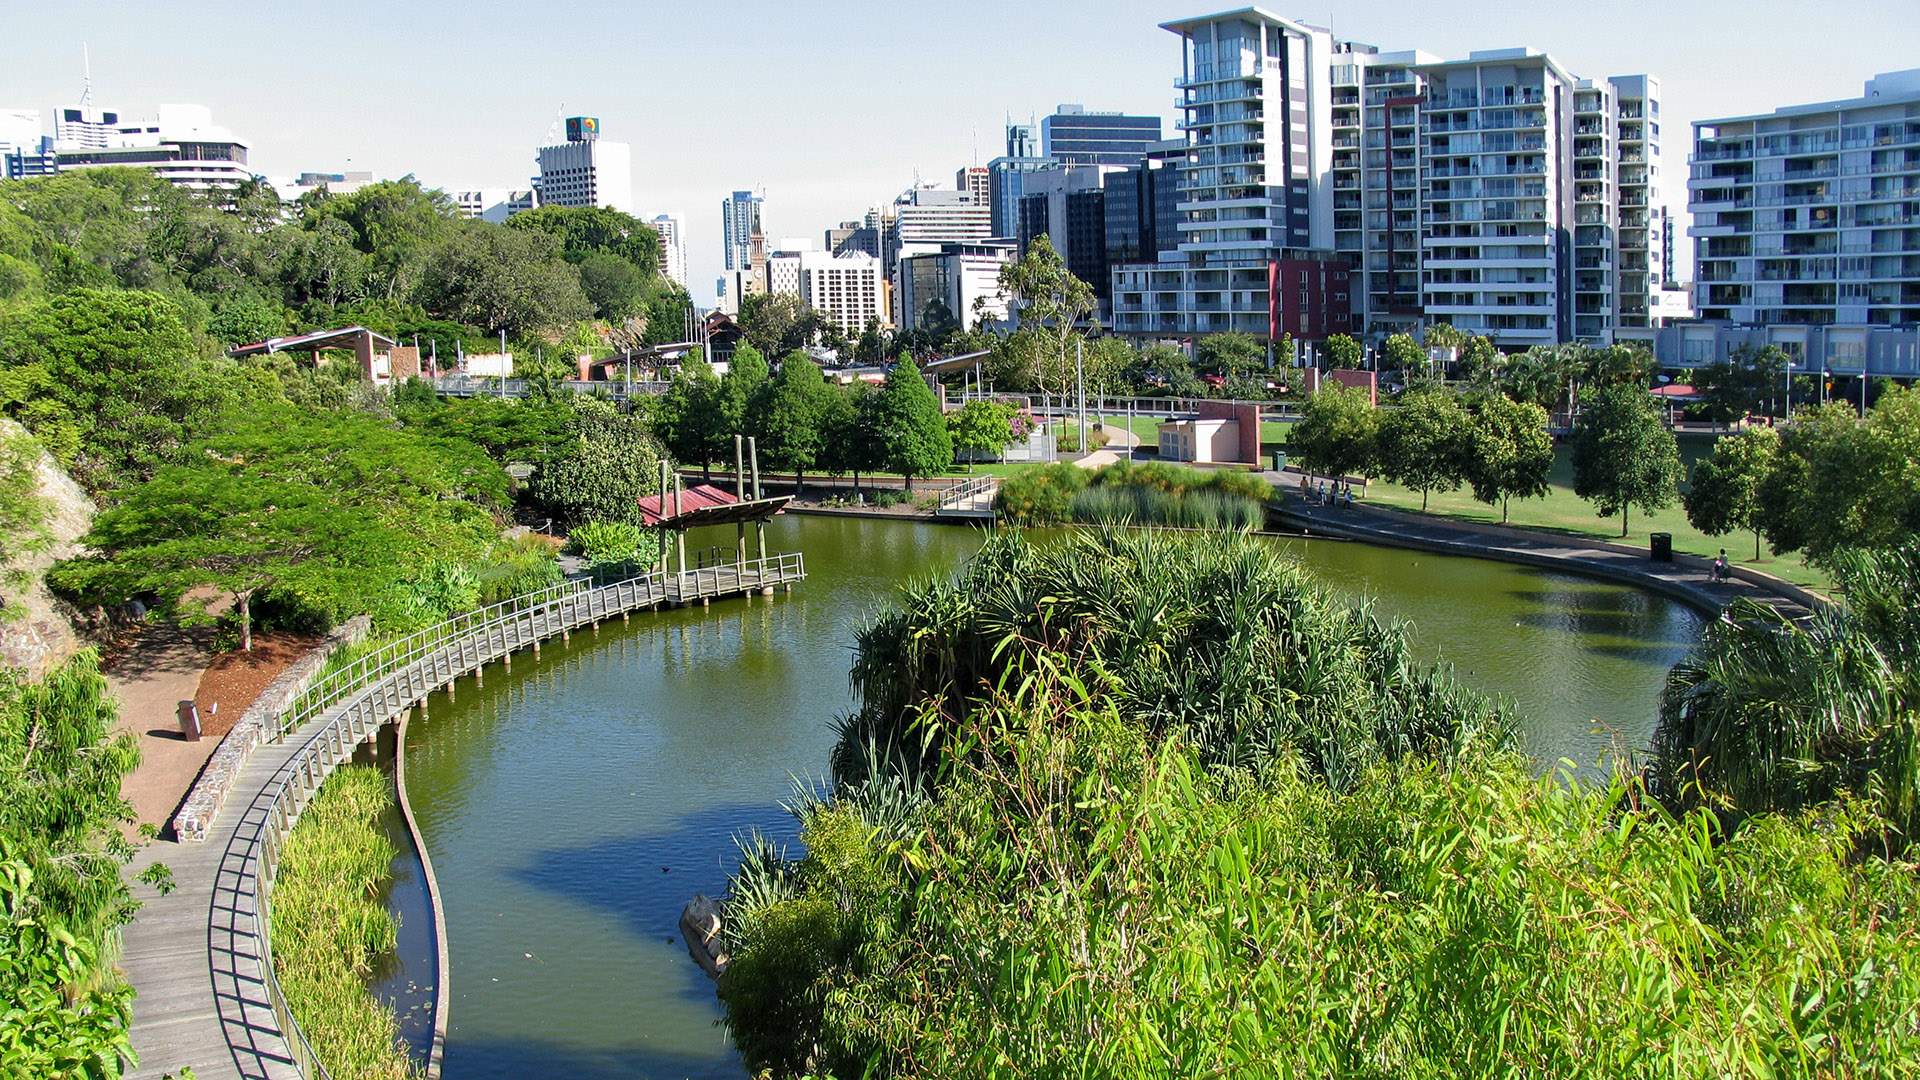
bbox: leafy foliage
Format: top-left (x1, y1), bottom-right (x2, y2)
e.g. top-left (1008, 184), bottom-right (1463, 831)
top-left (944, 400), bottom-right (1016, 468)
top-left (1754, 388), bottom-right (1920, 566)
top-left (526, 398), bottom-right (665, 529)
top-left (1654, 543), bottom-right (1920, 839)
top-left (1684, 426), bottom-right (1779, 561)
top-left (1289, 383), bottom-right (1379, 481)
top-left (873, 362), bottom-right (951, 489)
top-left (270, 765), bottom-right (418, 1080)
top-left (1461, 392), bottom-right (1554, 523)
top-left (1570, 382), bottom-right (1682, 536)
top-left (1375, 388), bottom-right (1470, 511)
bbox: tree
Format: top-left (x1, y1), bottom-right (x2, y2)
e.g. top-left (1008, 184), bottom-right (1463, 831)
top-left (739, 292), bottom-right (820, 358)
top-left (1381, 333), bottom-right (1425, 378)
top-left (1570, 383), bottom-right (1682, 536)
top-left (1462, 393), bottom-right (1554, 523)
top-left (1423, 323), bottom-right (1465, 351)
top-left (505, 204), bottom-right (662, 276)
top-left (303, 179), bottom-right (459, 301)
top-left (0, 288), bottom-right (217, 492)
top-left (1754, 388), bottom-right (1920, 566)
top-left (1693, 345), bottom-right (1787, 427)
top-left (529, 401), bottom-right (666, 529)
top-left (820, 383), bottom-right (885, 493)
top-left (998, 237), bottom-right (1094, 404)
top-left (1290, 384), bottom-right (1379, 482)
top-left (1196, 331), bottom-right (1263, 377)
top-left (1323, 333), bottom-right (1362, 370)
top-left (412, 222), bottom-right (592, 338)
top-left (760, 355), bottom-right (833, 492)
top-left (576, 251), bottom-right (647, 320)
top-left (875, 362), bottom-right (952, 491)
top-left (654, 352), bottom-right (724, 478)
top-left (1458, 336), bottom-right (1501, 385)
top-left (721, 343), bottom-right (772, 439)
top-left (1580, 343), bottom-right (1655, 388)
top-left (1376, 388), bottom-right (1471, 511)
top-left (946, 400), bottom-right (1016, 471)
top-left (1683, 427), bottom-right (1779, 562)
top-left (206, 294), bottom-right (290, 347)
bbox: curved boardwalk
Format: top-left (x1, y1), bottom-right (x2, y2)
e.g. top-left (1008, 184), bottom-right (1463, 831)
top-left (120, 557), bottom-right (804, 1080)
top-left (1275, 497), bottom-right (1819, 620)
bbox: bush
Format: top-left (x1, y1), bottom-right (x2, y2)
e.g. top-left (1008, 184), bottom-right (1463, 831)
top-left (992, 463), bottom-right (1089, 524)
top-left (717, 529), bottom-right (1920, 1077)
top-left (1055, 426), bottom-right (1111, 454)
top-left (566, 520), bottom-right (646, 565)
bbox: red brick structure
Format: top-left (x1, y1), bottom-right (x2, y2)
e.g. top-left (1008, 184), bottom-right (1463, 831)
top-left (1194, 399), bottom-right (1261, 465)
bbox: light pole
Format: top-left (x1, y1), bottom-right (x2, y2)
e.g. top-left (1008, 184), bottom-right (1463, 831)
top-left (1076, 338), bottom-right (1087, 455)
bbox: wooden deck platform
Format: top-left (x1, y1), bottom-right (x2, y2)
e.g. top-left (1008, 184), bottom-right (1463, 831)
top-left (120, 555), bottom-right (805, 1079)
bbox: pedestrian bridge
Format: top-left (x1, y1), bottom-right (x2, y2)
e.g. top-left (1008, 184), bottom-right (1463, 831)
top-left (121, 555), bottom-right (805, 1079)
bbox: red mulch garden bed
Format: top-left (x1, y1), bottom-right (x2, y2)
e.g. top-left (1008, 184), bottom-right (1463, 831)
top-left (192, 630), bottom-right (323, 739)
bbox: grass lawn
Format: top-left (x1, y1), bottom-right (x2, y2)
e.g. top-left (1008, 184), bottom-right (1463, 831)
top-left (1349, 435), bottom-right (1830, 591)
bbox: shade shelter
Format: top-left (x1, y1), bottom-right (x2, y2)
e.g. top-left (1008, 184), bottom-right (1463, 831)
top-left (637, 436), bottom-right (791, 600)
top-left (228, 326), bottom-right (400, 383)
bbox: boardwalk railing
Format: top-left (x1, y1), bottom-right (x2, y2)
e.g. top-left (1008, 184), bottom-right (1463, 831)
top-left (245, 554), bottom-right (803, 1078)
top-left (935, 475), bottom-right (998, 516)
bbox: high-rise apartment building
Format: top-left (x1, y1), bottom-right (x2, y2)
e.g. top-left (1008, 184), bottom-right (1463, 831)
top-left (1111, 8), bottom-right (1662, 345)
top-left (1111, 9), bottom-right (1352, 338)
top-left (534, 116), bottom-right (633, 213)
top-left (722, 189), bottom-right (764, 271)
top-left (1690, 68), bottom-right (1920, 329)
top-left (889, 188), bottom-right (993, 267)
top-left (798, 251), bottom-right (885, 335)
top-left (1103, 145), bottom-right (1186, 270)
top-left (52, 103), bottom-right (254, 197)
top-left (651, 213), bottom-right (688, 290)
top-left (1041, 104), bottom-right (1165, 166)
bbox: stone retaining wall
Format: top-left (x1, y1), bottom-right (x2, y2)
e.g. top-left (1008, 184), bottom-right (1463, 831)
top-left (172, 615), bottom-right (372, 842)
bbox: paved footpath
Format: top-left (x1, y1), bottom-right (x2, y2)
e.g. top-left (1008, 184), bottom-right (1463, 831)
top-left (1274, 488), bottom-right (1820, 621)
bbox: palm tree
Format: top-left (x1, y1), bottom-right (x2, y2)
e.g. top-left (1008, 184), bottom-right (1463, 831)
top-left (1651, 543), bottom-right (1920, 838)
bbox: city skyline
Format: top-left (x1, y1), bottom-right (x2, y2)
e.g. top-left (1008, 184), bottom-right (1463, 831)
top-left (5, 1), bottom-right (1918, 294)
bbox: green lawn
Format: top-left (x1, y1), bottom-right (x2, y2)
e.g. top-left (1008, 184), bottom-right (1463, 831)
top-left (1348, 435), bottom-right (1830, 591)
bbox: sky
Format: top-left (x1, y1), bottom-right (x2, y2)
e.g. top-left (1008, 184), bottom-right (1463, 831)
top-left (6, 1), bottom-right (1920, 298)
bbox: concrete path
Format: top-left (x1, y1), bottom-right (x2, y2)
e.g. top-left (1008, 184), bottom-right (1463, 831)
top-left (1275, 491), bottom-right (1819, 620)
top-left (105, 622), bottom-right (217, 836)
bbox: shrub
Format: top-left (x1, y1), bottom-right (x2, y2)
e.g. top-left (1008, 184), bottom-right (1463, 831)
top-left (992, 463), bottom-right (1088, 524)
top-left (566, 520), bottom-right (646, 565)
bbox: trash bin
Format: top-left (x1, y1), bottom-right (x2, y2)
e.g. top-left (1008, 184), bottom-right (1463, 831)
top-left (177, 699), bottom-right (201, 742)
top-left (1271, 451), bottom-right (1287, 472)
top-left (1649, 532), bottom-right (1673, 563)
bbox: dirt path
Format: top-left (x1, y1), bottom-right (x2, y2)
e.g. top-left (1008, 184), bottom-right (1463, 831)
top-left (102, 621), bottom-right (218, 836)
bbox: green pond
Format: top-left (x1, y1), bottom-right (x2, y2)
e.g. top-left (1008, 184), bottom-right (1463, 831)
top-left (398, 513), bottom-right (1703, 1078)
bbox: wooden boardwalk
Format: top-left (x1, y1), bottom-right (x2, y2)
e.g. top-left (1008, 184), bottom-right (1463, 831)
top-left (120, 556), bottom-right (805, 1079)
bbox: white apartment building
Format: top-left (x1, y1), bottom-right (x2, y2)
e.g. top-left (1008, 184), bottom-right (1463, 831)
top-left (1329, 46), bottom-right (1439, 336)
top-left (453, 188), bottom-right (537, 223)
top-left (52, 104), bottom-right (254, 197)
top-left (534, 117), bottom-right (633, 213)
top-left (651, 213), bottom-right (688, 290)
top-left (798, 251), bottom-right (885, 335)
top-left (1, 109), bottom-right (54, 178)
top-left (1111, 8), bottom-right (1340, 337)
top-left (1690, 68), bottom-right (1920, 329)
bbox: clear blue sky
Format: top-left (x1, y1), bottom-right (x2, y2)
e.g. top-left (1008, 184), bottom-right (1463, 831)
top-left (6, 1), bottom-right (1918, 298)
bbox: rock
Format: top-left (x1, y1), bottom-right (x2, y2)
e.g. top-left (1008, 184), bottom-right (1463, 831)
top-left (679, 894), bottom-right (730, 980)
top-left (0, 420), bottom-right (95, 680)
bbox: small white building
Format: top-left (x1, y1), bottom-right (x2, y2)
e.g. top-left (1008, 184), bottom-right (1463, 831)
top-left (1157, 418), bottom-right (1243, 464)
top-left (454, 188), bottom-right (537, 223)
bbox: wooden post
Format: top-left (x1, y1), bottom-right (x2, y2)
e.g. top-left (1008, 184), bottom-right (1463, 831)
top-left (735, 435), bottom-right (748, 569)
top-left (750, 437), bottom-right (768, 567)
top-left (657, 460), bottom-right (671, 573)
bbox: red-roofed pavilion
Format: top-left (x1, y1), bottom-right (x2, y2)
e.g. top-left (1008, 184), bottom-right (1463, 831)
top-left (642, 436), bottom-right (792, 600)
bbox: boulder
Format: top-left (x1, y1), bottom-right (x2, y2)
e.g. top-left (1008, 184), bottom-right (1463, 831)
top-left (679, 894), bottom-right (729, 980)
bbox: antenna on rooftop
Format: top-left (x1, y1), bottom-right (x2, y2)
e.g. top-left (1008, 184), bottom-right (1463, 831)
top-left (545, 102), bottom-right (566, 145)
top-left (80, 42), bottom-right (93, 107)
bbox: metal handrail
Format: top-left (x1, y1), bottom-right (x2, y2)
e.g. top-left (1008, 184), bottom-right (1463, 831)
top-left (937, 475), bottom-right (998, 513)
top-left (248, 554), bottom-right (805, 1077)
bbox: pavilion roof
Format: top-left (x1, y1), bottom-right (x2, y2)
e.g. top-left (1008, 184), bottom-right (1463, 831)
top-left (637, 483), bottom-right (790, 529)
top-left (227, 325), bottom-right (396, 357)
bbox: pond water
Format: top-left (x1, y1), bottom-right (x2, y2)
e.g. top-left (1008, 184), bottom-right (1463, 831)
top-left (397, 513), bottom-right (1702, 1078)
